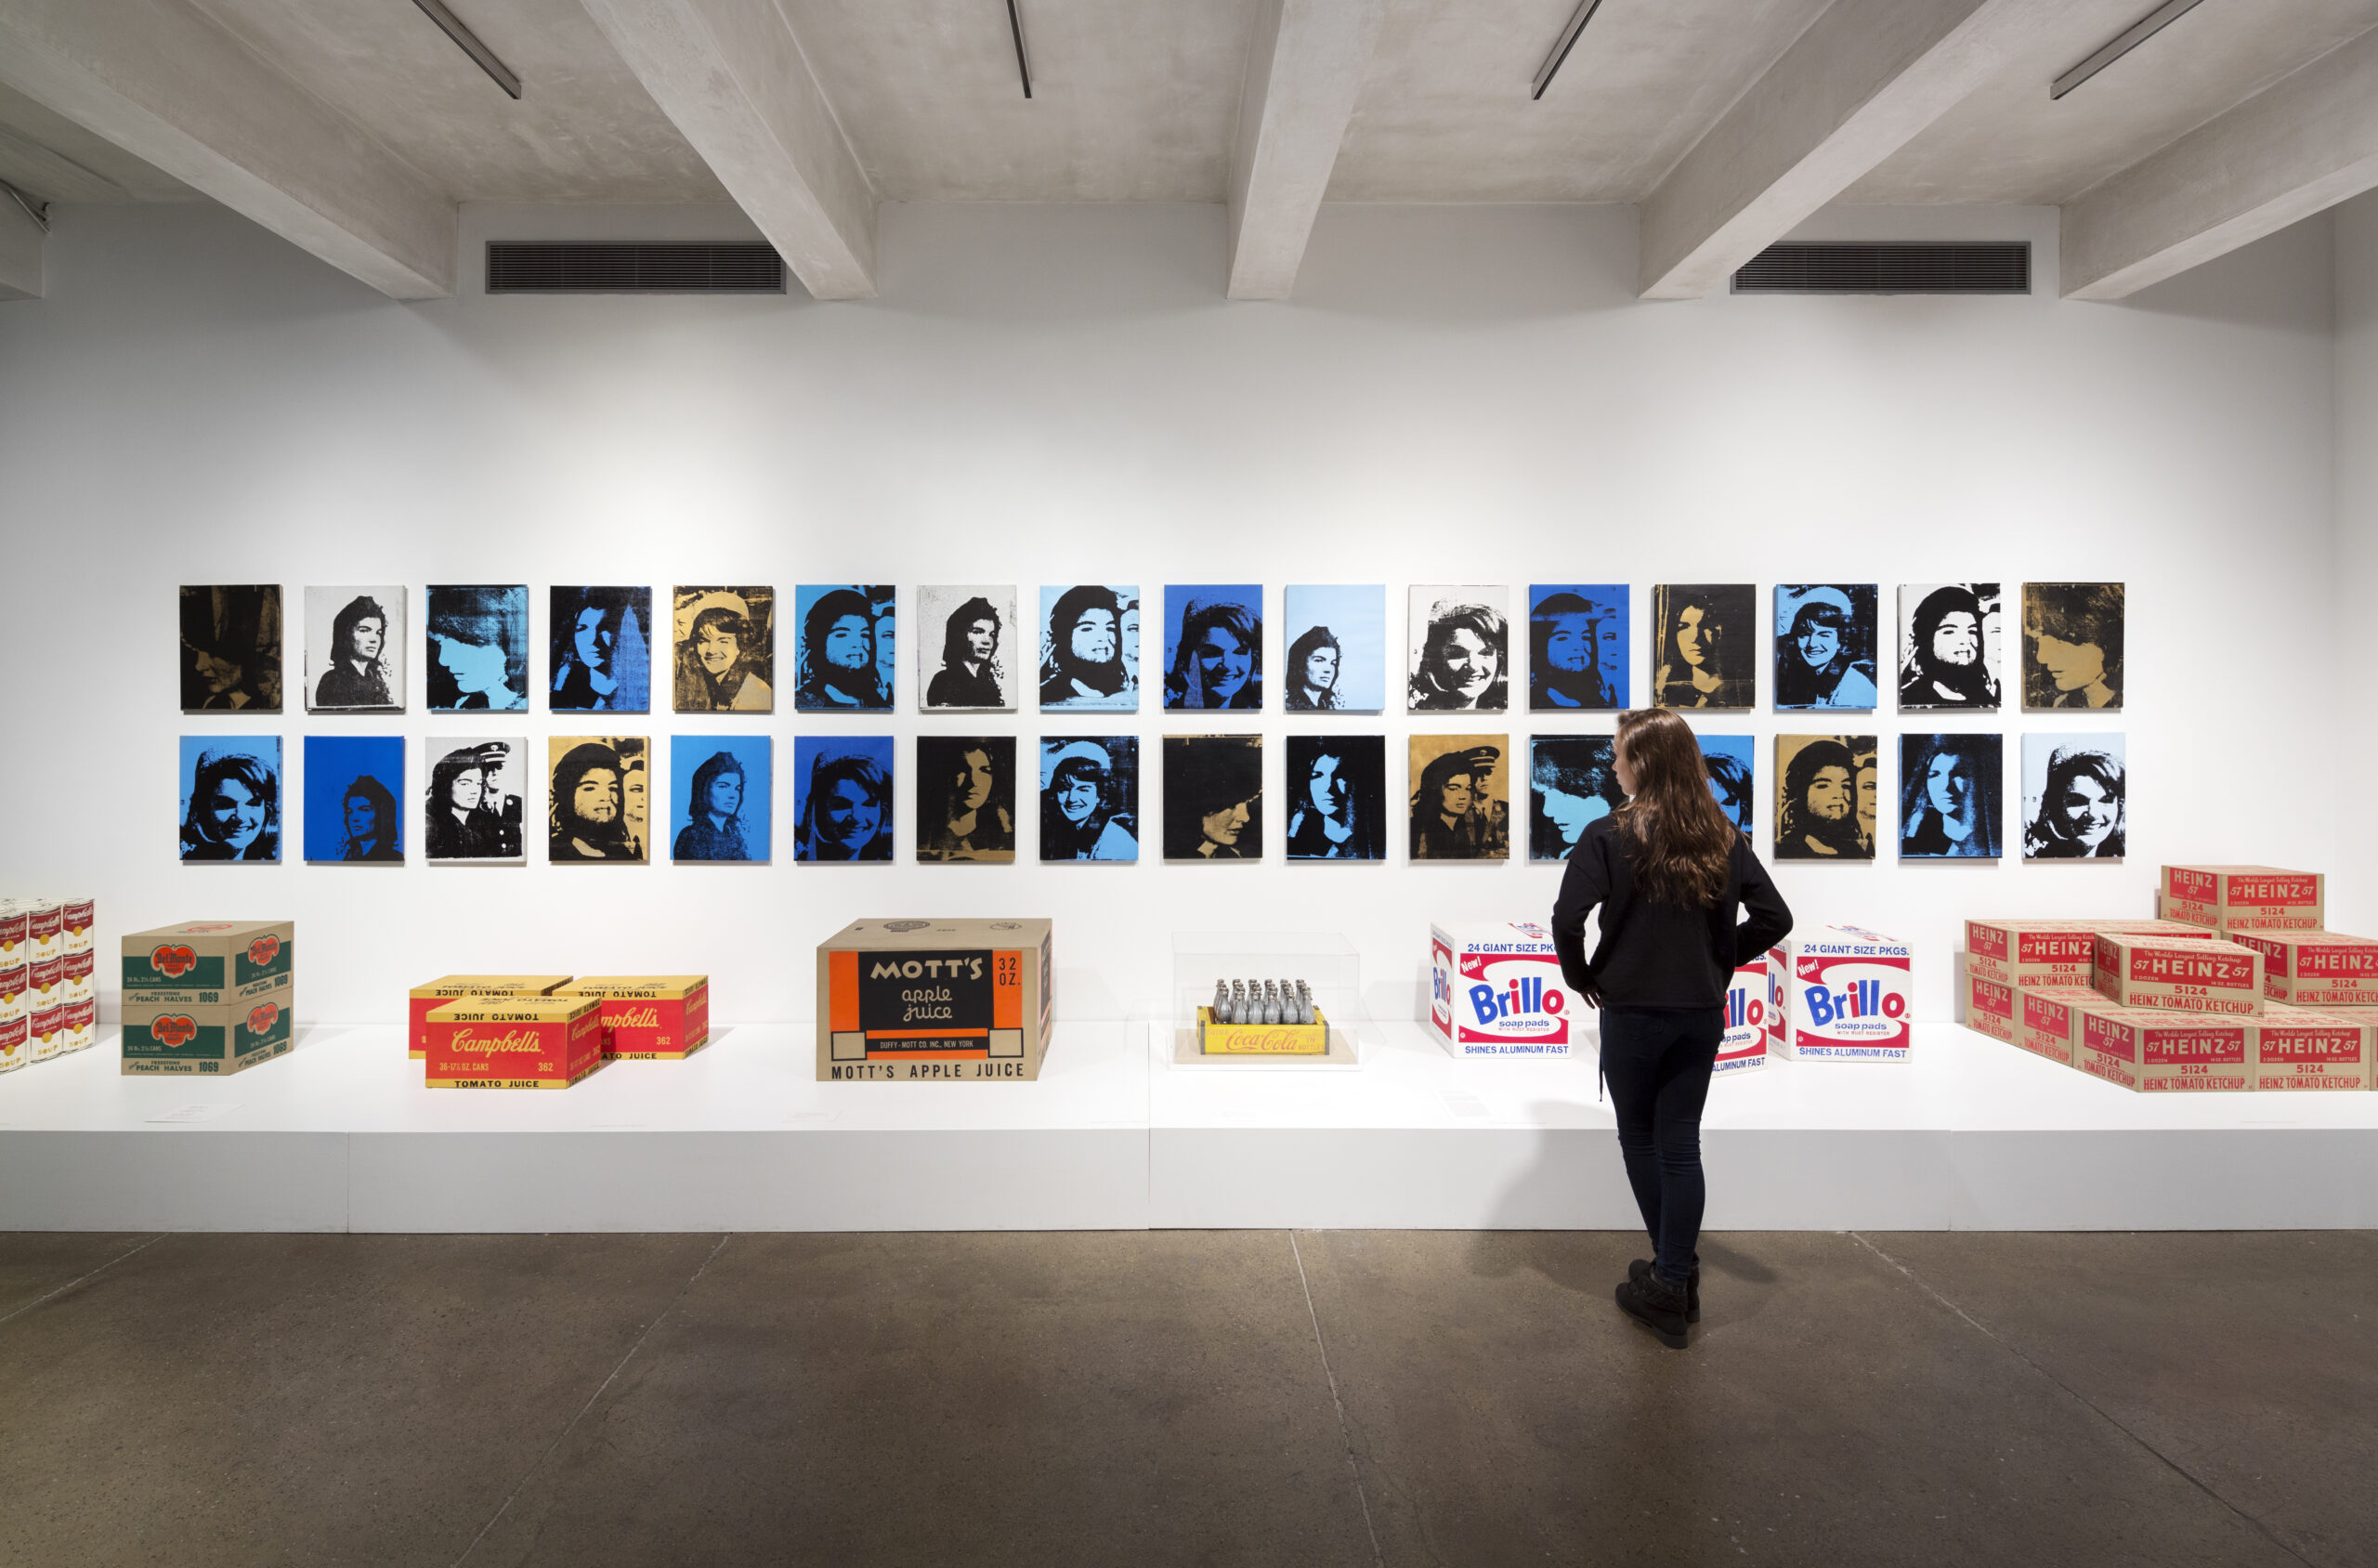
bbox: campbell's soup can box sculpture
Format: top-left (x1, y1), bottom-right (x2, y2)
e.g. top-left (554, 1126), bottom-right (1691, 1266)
top-left (1427, 921), bottom-right (1579, 1058)
top-left (1776, 925), bottom-right (1912, 1062)
top-left (1715, 958), bottom-right (1768, 1075)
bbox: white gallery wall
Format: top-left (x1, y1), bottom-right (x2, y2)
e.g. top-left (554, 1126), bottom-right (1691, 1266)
top-left (0, 199), bottom-right (2343, 1026)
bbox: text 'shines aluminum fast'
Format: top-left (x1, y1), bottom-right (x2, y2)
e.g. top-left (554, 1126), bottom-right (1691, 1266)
top-left (1779, 925), bottom-right (1912, 1062)
top-left (1428, 921), bottom-right (1577, 1057)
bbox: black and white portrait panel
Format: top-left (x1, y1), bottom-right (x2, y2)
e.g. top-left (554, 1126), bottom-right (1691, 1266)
top-left (919, 585), bottom-right (1018, 712)
top-left (2021, 733), bottom-right (2125, 861)
top-left (1648, 583), bottom-right (1755, 711)
top-left (548, 736), bottom-right (649, 864)
top-left (1408, 734), bottom-right (1511, 860)
top-left (1897, 583), bottom-right (2002, 711)
top-left (1040, 737), bottom-right (1139, 862)
top-left (1773, 584), bottom-right (1879, 711)
top-left (305, 586), bottom-right (403, 713)
top-left (1899, 733), bottom-right (2003, 859)
top-left (1528, 735), bottom-right (1623, 862)
top-left (1284, 734), bottom-right (1386, 861)
top-left (423, 737), bottom-right (526, 864)
top-left (1773, 734), bottom-right (1877, 861)
top-left (1408, 587), bottom-right (1509, 712)
top-left (674, 586), bottom-right (777, 712)
top-left (2022, 582), bottom-right (2123, 712)
top-left (1163, 735), bottom-right (1262, 860)
top-left (1039, 584), bottom-right (1140, 711)
top-left (425, 585), bottom-right (529, 712)
top-left (916, 735), bottom-right (1017, 863)
top-left (180, 584), bottom-right (283, 713)
top-left (550, 586), bottom-right (652, 713)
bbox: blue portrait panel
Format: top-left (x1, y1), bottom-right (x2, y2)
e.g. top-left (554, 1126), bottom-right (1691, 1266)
top-left (1038, 584), bottom-right (1142, 711)
top-left (550, 586), bottom-right (653, 713)
top-left (671, 735), bottom-right (772, 862)
top-left (1697, 732), bottom-right (1756, 835)
top-left (1900, 733), bottom-right (2003, 859)
top-left (1775, 584), bottom-right (1880, 711)
top-left (425, 584), bottom-right (529, 712)
top-left (1161, 583), bottom-right (1262, 712)
top-left (1527, 734), bottom-right (1620, 861)
top-left (1040, 736), bottom-right (1140, 862)
top-left (793, 735), bottom-right (894, 862)
top-left (304, 735), bottom-right (404, 863)
top-left (1283, 585), bottom-right (1384, 713)
top-left (791, 585), bottom-right (895, 712)
top-left (179, 736), bottom-right (282, 862)
top-left (1528, 585), bottom-right (1627, 712)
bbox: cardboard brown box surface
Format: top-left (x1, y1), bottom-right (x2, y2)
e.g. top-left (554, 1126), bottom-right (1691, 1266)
top-left (2092, 934), bottom-right (2262, 1016)
top-left (817, 919), bottom-right (1053, 1081)
top-left (407, 974), bottom-right (574, 1059)
top-left (122, 921), bottom-right (294, 1009)
top-left (1962, 965), bottom-right (2017, 1043)
top-left (2014, 984), bottom-right (2114, 1067)
top-left (2160, 865), bottom-right (2324, 933)
top-left (2223, 931), bottom-right (2378, 1009)
top-left (2252, 1003), bottom-right (2373, 1091)
top-left (122, 984), bottom-right (294, 1077)
top-left (2078, 1009), bottom-right (2254, 1092)
top-left (1964, 918), bottom-right (2210, 987)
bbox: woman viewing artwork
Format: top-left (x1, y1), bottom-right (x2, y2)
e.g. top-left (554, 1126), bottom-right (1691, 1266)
top-left (1039, 584), bottom-right (1139, 710)
top-left (1899, 733), bottom-right (2002, 858)
top-left (1039, 738), bottom-right (1138, 862)
top-left (551, 586), bottom-right (651, 713)
top-left (307, 587), bottom-right (402, 712)
top-left (2022, 582), bottom-right (2123, 711)
top-left (1283, 585), bottom-right (1384, 712)
top-left (919, 586), bottom-right (1015, 712)
top-left (1896, 583), bottom-right (2001, 710)
top-left (1408, 736), bottom-right (1510, 860)
top-left (1162, 735), bottom-right (1262, 860)
top-left (673, 587), bottom-right (776, 712)
top-left (917, 736), bottom-right (1016, 862)
top-left (1772, 585), bottom-right (1878, 710)
top-left (672, 738), bottom-right (770, 862)
top-left (1550, 707), bottom-right (1794, 1350)
top-left (794, 737), bottom-right (894, 862)
top-left (2022, 736), bottom-right (2125, 860)
top-left (1648, 584), bottom-right (1754, 710)
top-left (1408, 588), bottom-right (1509, 712)
top-left (1773, 734), bottom-right (1875, 860)
top-left (423, 739), bottom-right (525, 862)
top-left (1285, 735), bottom-right (1385, 861)
top-left (177, 739), bottom-right (282, 862)
top-left (1163, 586), bottom-right (1262, 711)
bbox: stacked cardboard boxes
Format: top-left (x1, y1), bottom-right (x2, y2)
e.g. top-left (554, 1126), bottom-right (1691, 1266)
top-left (412, 972), bottom-right (711, 1086)
top-left (120, 920), bottom-right (294, 1078)
top-left (0, 897), bottom-right (98, 1074)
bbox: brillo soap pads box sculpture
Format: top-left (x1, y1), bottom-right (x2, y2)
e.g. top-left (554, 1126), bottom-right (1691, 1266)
top-left (2160, 865), bottom-right (2324, 932)
top-left (1775, 926), bottom-right (1911, 1062)
top-left (1716, 958), bottom-right (1769, 1075)
top-left (408, 975), bottom-right (574, 1059)
top-left (2091, 934), bottom-right (2262, 1016)
top-left (1428, 921), bottom-right (1579, 1058)
top-left (123, 921), bottom-right (294, 1008)
top-left (817, 919), bottom-right (1053, 1081)
top-left (2224, 932), bottom-right (2378, 1009)
top-left (555, 975), bottom-right (711, 1059)
top-left (423, 996), bottom-right (604, 1089)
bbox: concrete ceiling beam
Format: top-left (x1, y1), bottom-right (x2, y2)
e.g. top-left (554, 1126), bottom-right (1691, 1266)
top-left (0, 193), bottom-right (40, 300)
top-left (0, 0), bottom-right (454, 299)
top-left (1225, 0), bottom-right (1386, 301)
top-left (579, 0), bottom-right (876, 300)
top-left (1637, 0), bottom-right (2052, 300)
top-left (2062, 23), bottom-right (2378, 301)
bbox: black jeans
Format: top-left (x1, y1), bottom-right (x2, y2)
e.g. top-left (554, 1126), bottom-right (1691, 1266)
top-left (1598, 1004), bottom-right (1724, 1285)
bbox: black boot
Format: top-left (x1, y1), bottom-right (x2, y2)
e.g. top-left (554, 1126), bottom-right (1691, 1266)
top-left (1614, 1268), bottom-right (1691, 1349)
top-left (1629, 1259), bottom-right (1700, 1323)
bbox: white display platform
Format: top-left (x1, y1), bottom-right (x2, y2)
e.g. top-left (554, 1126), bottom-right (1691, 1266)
top-left (0, 1021), bottom-right (2372, 1231)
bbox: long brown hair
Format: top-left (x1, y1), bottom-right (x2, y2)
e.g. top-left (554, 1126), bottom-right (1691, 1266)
top-left (1613, 708), bottom-right (1739, 907)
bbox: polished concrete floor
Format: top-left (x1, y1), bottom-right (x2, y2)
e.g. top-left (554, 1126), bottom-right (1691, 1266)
top-left (0, 1230), bottom-right (2368, 1567)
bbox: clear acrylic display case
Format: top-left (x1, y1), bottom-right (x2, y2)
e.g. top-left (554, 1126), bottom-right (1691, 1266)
top-left (1169, 931), bottom-right (1363, 1068)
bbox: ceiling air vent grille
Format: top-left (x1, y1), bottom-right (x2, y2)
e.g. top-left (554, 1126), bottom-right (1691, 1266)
top-left (486, 242), bottom-right (786, 294)
top-left (1732, 242), bottom-right (2031, 295)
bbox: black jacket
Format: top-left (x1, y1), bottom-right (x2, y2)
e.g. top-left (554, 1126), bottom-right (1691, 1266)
top-left (1551, 817), bottom-right (1794, 1010)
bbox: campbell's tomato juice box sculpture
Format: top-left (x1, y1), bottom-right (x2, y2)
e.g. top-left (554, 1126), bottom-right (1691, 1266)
top-left (407, 974), bottom-right (573, 1059)
top-left (2252, 1004), bottom-right (2372, 1091)
top-left (2225, 931), bottom-right (2378, 1010)
top-left (2078, 1010), bottom-right (2252, 1092)
top-left (121, 990), bottom-right (295, 1076)
top-left (555, 974), bottom-right (711, 1059)
top-left (818, 919), bottom-right (1054, 1080)
top-left (2092, 934), bottom-right (2261, 1015)
top-left (122, 921), bottom-right (294, 1009)
top-left (424, 996), bottom-right (604, 1089)
top-left (1777, 926), bottom-right (1912, 1062)
top-left (1716, 958), bottom-right (1769, 1075)
top-left (1428, 922), bottom-right (1580, 1058)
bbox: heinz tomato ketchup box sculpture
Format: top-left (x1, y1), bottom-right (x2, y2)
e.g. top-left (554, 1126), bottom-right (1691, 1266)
top-left (123, 921), bottom-right (294, 1009)
top-left (2092, 934), bottom-right (2262, 1016)
top-left (122, 990), bottom-right (295, 1077)
top-left (818, 919), bottom-right (1053, 1080)
top-left (555, 975), bottom-right (710, 1059)
top-left (2013, 985), bottom-right (2117, 1067)
top-left (424, 996), bottom-right (604, 1089)
top-left (407, 974), bottom-right (574, 1059)
top-left (1428, 921), bottom-right (1580, 1058)
top-left (2252, 1004), bottom-right (2373, 1091)
top-left (2078, 1010), bottom-right (2253, 1092)
top-left (2224, 931), bottom-right (2378, 1010)
top-left (2160, 865), bottom-right (2324, 933)
top-left (1715, 958), bottom-right (1769, 1075)
top-left (1777, 926), bottom-right (1912, 1062)
top-left (1962, 967), bottom-right (2017, 1045)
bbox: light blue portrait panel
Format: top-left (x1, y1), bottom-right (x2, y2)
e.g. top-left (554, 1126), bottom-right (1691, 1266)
top-left (178, 735), bottom-right (284, 863)
top-left (671, 735), bottom-right (772, 862)
top-left (1283, 584), bottom-right (1385, 713)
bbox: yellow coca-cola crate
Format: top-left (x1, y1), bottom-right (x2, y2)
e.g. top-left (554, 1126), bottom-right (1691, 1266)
top-left (424, 996), bottom-right (603, 1090)
top-left (555, 975), bottom-right (710, 1059)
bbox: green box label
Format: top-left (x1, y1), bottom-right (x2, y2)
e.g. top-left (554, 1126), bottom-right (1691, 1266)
top-left (124, 949), bottom-right (225, 992)
top-left (124, 1017), bottom-right (224, 1060)
top-left (234, 934), bottom-right (293, 988)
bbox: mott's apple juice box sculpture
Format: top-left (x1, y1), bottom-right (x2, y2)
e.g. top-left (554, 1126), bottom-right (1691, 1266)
top-left (1772, 926), bottom-right (1913, 1062)
top-left (1427, 921), bottom-right (1579, 1058)
top-left (1715, 958), bottom-right (1768, 1076)
top-left (817, 919), bottom-right (1054, 1080)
